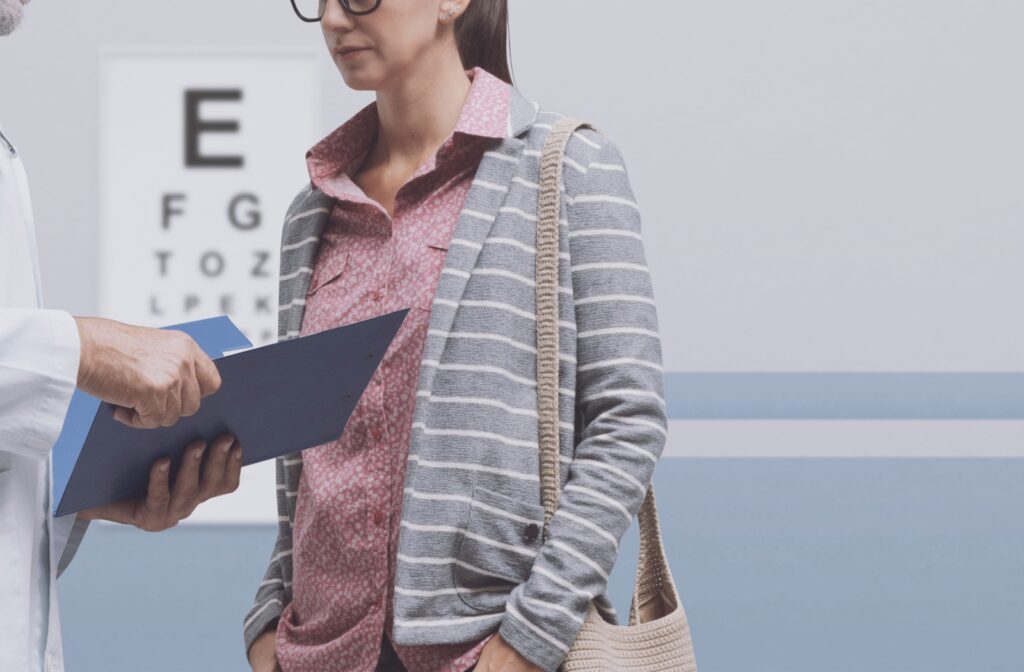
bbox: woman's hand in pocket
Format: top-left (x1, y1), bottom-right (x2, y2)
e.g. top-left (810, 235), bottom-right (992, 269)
top-left (475, 633), bottom-right (543, 672)
top-left (248, 629), bottom-right (280, 672)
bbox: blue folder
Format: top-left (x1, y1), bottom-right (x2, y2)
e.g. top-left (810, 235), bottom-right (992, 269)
top-left (52, 309), bottom-right (408, 516)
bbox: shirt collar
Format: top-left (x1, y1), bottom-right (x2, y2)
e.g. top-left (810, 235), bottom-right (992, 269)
top-left (306, 66), bottom-right (511, 193)
top-left (449, 66), bottom-right (510, 141)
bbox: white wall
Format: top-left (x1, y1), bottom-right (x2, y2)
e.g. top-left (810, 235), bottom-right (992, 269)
top-left (4, 1), bottom-right (1022, 368)
top-left (3, 1), bottom-right (1023, 522)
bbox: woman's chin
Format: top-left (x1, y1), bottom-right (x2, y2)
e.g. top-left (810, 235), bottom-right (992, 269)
top-left (335, 61), bottom-right (383, 92)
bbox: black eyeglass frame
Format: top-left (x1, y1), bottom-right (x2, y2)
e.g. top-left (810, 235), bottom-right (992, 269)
top-left (290, 0), bottom-right (382, 22)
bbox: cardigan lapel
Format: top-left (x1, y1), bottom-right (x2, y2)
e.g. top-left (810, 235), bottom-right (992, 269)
top-left (418, 87), bottom-right (538, 388)
top-left (421, 139), bottom-right (522, 346)
top-left (508, 85), bottom-right (540, 138)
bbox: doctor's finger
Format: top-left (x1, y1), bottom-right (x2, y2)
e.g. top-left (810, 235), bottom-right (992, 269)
top-left (129, 391), bottom-right (167, 429)
top-left (142, 458), bottom-right (173, 517)
top-left (223, 443), bottom-right (243, 495)
top-left (180, 363), bottom-right (202, 418)
top-left (170, 440), bottom-right (206, 515)
top-left (114, 404), bottom-right (161, 430)
top-left (158, 379), bottom-right (185, 427)
top-left (194, 351), bottom-right (222, 398)
top-left (200, 434), bottom-right (234, 495)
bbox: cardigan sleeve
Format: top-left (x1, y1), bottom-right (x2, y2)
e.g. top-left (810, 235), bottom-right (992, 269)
top-left (242, 184), bottom-right (321, 656)
top-left (242, 454), bottom-right (296, 655)
top-left (498, 135), bottom-right (667, 671)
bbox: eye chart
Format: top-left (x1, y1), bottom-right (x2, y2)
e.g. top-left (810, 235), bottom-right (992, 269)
top-left (99, 48), bottom-right (320, 348)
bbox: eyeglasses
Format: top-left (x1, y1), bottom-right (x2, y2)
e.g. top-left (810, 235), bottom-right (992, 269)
top-left (290, 0), bottom-right (382, 22)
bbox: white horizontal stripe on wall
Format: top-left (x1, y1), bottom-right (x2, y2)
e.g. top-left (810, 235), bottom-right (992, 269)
top-left (660, 420), bottom-right (1024, 458)
top-left (179, 418), bottom-right (1024, 527)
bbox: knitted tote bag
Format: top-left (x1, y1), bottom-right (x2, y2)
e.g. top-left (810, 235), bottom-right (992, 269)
top-left (534, 117), bottom-right (698, 672)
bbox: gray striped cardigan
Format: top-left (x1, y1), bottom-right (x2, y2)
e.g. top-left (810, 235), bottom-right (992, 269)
top-left (244, 86), bottom-right (667, 672)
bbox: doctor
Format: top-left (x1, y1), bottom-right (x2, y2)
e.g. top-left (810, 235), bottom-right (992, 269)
top-left (1, 1), bottom-right (245, 671)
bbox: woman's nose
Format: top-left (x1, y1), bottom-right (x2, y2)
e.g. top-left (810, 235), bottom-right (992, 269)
top-left (321, 0), bottom-right (356, 31)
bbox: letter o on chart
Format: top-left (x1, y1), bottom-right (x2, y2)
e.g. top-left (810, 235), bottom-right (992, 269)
top-left (200, 252), bottom-right (226, 277)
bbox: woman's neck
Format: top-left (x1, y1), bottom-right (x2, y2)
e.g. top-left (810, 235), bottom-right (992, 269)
top-left (370, 54), bottom-right (472, 170)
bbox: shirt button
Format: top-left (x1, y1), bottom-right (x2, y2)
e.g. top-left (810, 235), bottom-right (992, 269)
top-left (371, 428), bottom-right (384, 441)
top-left (373, 510), bottom-right (386, 526)
top-left (371, 290), bottom-right (383, 302)
top-left (522, 523), bottom-right (540, 544)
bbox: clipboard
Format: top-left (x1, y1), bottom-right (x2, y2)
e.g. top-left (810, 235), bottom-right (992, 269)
top-left (52, 309), bottom-right (408, 516)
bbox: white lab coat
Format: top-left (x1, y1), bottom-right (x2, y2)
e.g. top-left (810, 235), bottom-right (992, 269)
top-left (1, 121), bottom-right (83, 672)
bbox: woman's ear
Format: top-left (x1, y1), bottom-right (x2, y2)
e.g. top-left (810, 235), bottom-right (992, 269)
top-left (439, 0), bottom-right (468, 24)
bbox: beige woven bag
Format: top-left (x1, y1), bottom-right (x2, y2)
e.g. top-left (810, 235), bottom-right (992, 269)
top-left (534, 117), bottom-right (698, 672)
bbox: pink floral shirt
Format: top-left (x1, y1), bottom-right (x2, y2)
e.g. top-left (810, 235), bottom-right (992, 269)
top-left (275, 67), bottom-right (511, 672)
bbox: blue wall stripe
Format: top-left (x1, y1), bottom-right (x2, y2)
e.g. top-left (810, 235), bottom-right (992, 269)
top-left (664, 372), bottom-right (1024, 419)
top-left (58, 458), bottom-right (1024, 672)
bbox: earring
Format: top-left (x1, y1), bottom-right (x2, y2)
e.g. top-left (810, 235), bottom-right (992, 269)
top-left (441, 2), bottom-right (461, 21)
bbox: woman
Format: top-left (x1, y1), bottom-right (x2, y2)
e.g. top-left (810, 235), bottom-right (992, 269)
top-left (245, 1), bottom-right (667, 671)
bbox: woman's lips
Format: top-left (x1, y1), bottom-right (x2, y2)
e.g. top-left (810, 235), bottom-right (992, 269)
top-left (337, 47), bottom-right (370, 61)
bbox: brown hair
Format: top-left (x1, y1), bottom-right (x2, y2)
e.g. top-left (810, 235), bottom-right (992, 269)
top-left (454, 0), bottom-right (513, 84)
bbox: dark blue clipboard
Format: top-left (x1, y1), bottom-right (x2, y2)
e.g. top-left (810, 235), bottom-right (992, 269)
top-left (52, 309), bottom-right (408, 517)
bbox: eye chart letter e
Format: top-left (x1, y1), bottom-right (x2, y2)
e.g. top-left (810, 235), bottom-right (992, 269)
top-left (99, 49), bottom-right (319, 347)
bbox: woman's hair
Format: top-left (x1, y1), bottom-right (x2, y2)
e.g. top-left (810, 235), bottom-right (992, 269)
top-left (454, 0), bottom-right (513, 84)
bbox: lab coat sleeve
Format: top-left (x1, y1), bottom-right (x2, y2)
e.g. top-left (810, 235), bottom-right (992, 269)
top-left (0, 308), bottom-right (81, 460)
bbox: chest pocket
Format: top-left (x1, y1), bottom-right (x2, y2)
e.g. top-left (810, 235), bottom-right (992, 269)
top-left (305, 249), bottom-right (349, 299)
top-left (298, 248), bottom-right (352, 334)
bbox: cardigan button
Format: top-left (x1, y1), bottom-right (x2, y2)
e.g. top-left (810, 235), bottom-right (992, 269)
top-left (522, 523), bottom-right (540, 544)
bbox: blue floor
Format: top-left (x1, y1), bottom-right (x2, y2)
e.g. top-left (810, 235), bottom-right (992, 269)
top-left (59, 458), bottom-right (1024, 672)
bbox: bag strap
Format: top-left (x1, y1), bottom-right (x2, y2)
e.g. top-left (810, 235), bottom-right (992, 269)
top-left (536, 118), bottom-right (683, 626)
top-left (536, 117), bottom-right (592, 535)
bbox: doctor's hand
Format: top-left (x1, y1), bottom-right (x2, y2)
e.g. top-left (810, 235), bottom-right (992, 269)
top-left (73, 317), bottom-right (222, 429)
top-left (78, 434), bottom-right (242, 532)
top-left (248, 629), bottom-right (280, 672)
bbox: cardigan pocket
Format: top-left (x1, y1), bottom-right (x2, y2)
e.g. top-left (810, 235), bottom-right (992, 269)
top-left (452, 486), bottom-right (545, 612)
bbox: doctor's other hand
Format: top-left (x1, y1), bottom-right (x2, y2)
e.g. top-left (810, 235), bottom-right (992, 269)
top-left (78, 434), bottom-right (242, 532)
top-left (248, 629), bottom-right (280, 672)
top-left (73, 316), bottom-right (222, 429)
